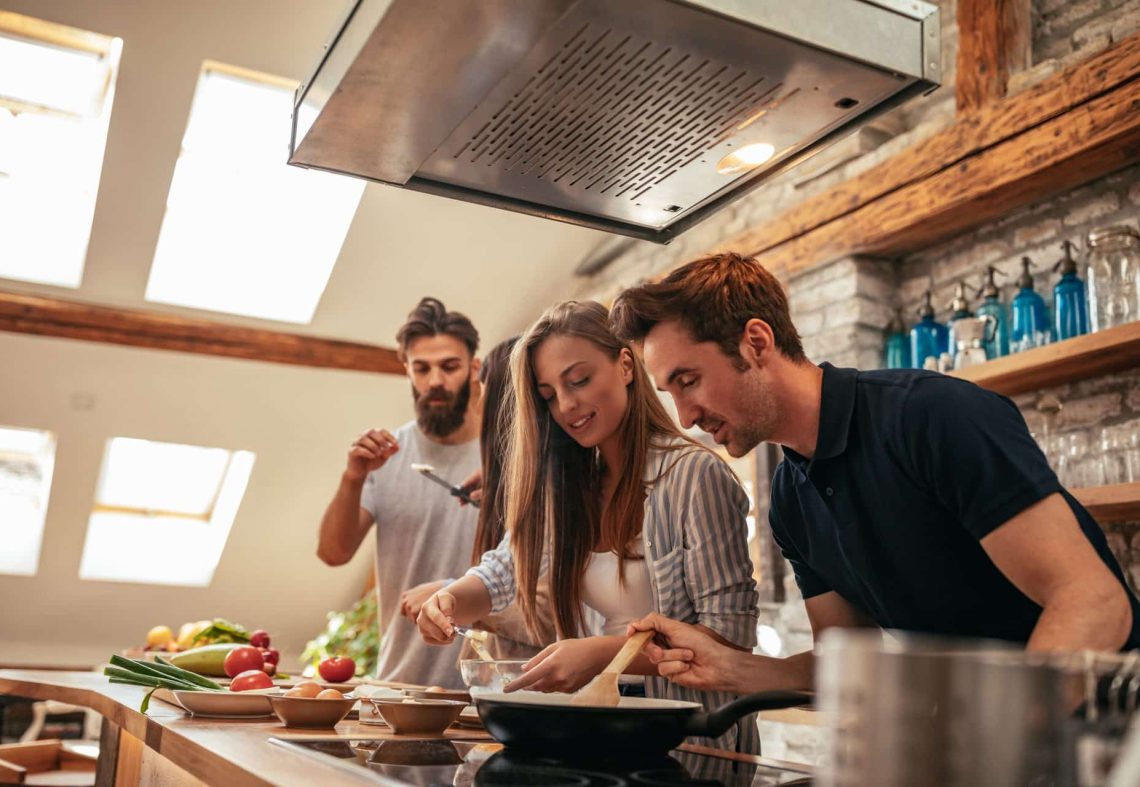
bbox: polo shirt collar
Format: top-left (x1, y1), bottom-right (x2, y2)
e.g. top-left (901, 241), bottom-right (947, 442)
top-left (782, 363), bottom-right (857, 468)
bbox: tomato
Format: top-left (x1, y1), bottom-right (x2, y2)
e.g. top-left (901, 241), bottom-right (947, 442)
top-left (224, 646), bottom-right (264, 678)
top-left (249, 630), bottom-right (270, 649)
top-left (229, 669), bottom-right (273, 692)
top-left (263, 648), bottom-right (280, 666)
top-left (318, 657), bottom-right (356, 683)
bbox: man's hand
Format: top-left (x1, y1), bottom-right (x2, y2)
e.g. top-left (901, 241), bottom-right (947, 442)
top-left (417, 591), bottom-right (457, 644)
top-left (627, 613), bottom-right (742, 692)
top-left (346, 429), bottom-right (399, 482)
top-left (456, 468), bottom-right (483, 507)
top-left (504, 638), bottom-right (618, 694)
top-left (400, 580), bottom-right (449, 624)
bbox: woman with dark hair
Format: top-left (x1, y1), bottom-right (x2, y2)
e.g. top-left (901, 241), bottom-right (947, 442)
top-left (401, 338), bottom-right (556, 660)
top-left (417, 301), bottom-right (760, 754)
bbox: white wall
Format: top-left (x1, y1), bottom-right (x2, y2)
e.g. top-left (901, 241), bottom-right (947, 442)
top-left (0, 330), bottom-right (415, 668)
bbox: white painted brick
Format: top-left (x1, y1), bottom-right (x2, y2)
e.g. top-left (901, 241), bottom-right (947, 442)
top-left (1063, 192), bottom-right (1122, 225)
top-left (1074, 14), bottom-right (1120, 46)
top-left (1111, 5), bottom-right (1140, 40)
top-left (1014, 218), bottom-right (1064, 248)
top-left (1044, 0), bottom-right (1105, 31)
top-left (1056, 393), bottom-right (1124, 430)
top-left (791, 308), bottom-right (825, 338)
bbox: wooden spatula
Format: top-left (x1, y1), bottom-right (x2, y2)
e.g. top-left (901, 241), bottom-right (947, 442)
top-left (571, 630), bottom-right (655, 707)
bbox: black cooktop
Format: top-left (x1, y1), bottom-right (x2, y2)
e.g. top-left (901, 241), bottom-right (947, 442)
top-left (269, 738), bottom-right (813, 787)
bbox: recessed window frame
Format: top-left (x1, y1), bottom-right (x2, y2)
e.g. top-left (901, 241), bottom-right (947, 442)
top-left (0, 424), bottom-right (57, 577)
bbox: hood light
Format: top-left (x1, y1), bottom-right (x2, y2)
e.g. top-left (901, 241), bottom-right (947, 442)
top-left (716, 143), bottom-right (775, 176)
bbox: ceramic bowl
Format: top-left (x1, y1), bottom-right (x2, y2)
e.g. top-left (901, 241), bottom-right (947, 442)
top-left (369, 698), bottom-right (466, 734)
top-left (267, 693), bottom-right (356, 728)
top-left (459, 659), bottom-right (529, 695)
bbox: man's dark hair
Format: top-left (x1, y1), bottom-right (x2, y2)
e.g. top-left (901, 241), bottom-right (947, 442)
top-left (609, 252), bottom-right (805, 363)
top-left (395, 297), bottom-right (480, 360)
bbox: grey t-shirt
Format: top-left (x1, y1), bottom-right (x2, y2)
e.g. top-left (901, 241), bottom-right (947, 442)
top-left (361, 420), bottom-right (479, 689)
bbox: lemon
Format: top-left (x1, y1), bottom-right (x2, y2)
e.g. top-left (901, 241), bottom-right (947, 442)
top-left (146, 625), bottom-right (174, 648)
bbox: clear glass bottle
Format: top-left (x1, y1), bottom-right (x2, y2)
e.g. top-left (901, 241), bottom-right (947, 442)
top-left (1086, 225), bottom-right (1140, 331)
top-left (946, 281), bottom-right (973, 361)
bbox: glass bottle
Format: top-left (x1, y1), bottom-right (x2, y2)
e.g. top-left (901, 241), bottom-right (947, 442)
top-left (975, 265), bottom-right (1010, 359)
top-left (1010, 256), bottom-right (1051, 353)
top-left (883, 309), bottom-right (911, 370)
top-left (909, 289), bottom-right (949, 370)
top-left (946, 281), bottom-right (973, 361)
top-left (1086, 225), bottom-right (1140, 331)
top-left (1052, 240), bottom-right (1089, 341)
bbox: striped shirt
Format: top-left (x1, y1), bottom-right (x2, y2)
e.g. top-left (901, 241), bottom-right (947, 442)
top-left (468, 440), bottom-right (760, 754)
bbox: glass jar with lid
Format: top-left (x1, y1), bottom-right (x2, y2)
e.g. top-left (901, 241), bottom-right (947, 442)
top-left (1085, 224), bottom-right (1140, 331)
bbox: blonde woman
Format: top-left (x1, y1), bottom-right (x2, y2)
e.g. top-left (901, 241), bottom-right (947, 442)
top-left (417, 301), bottom-right (760, 753)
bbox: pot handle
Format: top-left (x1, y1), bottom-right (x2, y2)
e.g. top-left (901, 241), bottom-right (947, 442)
top-left (685, 691), bottom-right (814, 739)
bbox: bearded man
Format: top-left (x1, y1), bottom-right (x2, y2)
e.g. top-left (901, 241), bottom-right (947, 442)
top-left (318, 297), bottom-right (481, 688)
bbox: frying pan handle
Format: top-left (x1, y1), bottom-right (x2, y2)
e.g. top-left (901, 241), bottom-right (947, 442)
top-left (686, 691), bottom-right (814, 739)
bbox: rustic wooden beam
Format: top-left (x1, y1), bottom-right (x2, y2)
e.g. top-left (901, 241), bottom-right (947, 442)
top-left (956, 0), bottom-right (1032, 114)
top-left (0, 291), bottom-right (405, 375)
top-left (758, 74), bottom-right (1140, 274)
top-left (707, 33), bottom-right (1140, 274)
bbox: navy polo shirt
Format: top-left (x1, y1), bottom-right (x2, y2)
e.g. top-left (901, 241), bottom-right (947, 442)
top-left (770, 363), bottom-right (1140, 648)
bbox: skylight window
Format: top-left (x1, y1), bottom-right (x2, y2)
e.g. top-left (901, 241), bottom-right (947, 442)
top-left (0, 13), bottom-right (121, 288)
top-left (79, 437), bottom-right (255, 587)
top-left (145, 61), bottom-right (365, 323)
top-left (0, 425), bottom-right (56, 576)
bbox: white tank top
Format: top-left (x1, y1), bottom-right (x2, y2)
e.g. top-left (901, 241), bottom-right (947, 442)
top-left (580, 541), bottom-right (654, 636)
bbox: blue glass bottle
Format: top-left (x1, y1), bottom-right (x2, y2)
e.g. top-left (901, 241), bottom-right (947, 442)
top-left (884, 309), bottom-right (911, 369)
top-left (909, 289), bottom-right (949, 369)
top-left (1052, 240), bottom-right (1090, 341)
top-left (1010, 256), bottom-right (1051, 353)
top-left (975, 265), bottom-right (1010, 359)
top-left (946, 282), bottom-right (973, 362)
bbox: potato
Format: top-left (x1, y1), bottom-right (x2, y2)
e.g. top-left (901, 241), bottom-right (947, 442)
top-left (316, 688), bottom-right (344, 700)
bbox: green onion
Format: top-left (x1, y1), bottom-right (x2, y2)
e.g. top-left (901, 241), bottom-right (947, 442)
top-left (152, 656), bottom-right (224, 690)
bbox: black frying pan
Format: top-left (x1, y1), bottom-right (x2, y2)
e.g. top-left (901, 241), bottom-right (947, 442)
top-left (473, 690), bottom-right (813, 755)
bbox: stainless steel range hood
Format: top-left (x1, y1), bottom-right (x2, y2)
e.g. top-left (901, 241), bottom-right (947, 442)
top-left (290, 0), bottom-right (940, 243)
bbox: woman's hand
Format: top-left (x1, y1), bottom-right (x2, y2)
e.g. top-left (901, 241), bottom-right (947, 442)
top-left (416, 591), bottom-right (457, 644)
top-left (504, 637), bottom-right (619, 693)
top-left (627, 613), bottom-right (740, 692)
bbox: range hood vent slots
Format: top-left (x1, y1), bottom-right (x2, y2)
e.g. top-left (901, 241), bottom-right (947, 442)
top-left (291, 0), bottom-right (940, 243)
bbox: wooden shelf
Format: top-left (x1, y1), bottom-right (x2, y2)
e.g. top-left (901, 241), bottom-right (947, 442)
top-left (948, 322), bottom-right (1140, 396)
top-left (1073, 482), bottom-right (1140, 524)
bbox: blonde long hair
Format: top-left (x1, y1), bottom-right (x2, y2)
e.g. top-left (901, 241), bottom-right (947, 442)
top-left (504, 301), bottom-right (693, 638)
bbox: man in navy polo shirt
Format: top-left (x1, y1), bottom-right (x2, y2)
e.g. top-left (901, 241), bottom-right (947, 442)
top-left (610, 252), bottom-right (1139, 694)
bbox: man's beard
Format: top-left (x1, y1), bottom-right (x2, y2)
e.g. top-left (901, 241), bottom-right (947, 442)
top-left (413, 378), bottom-right (472, 438)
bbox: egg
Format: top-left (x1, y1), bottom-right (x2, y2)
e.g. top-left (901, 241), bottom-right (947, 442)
top-left (292, 681), bottom-right (323, 698)
top-left (317, 688), bottom-right (344, 700)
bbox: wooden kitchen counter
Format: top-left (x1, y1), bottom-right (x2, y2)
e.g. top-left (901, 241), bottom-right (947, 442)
top-left (0, 669), bottom-right (492, 786)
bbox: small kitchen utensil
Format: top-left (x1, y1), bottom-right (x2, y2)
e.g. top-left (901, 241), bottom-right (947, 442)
top-left (951, 314), bottom-right (997, 370)
top-left (411, 463), bottom-right (480, 507)
top-left (453, 626), bottom-right (494, 661)
top-left (473, 690), bottom-right (811, 755)
top-left (571, 630), bottom-right (654, 707)
top-left (370, 698), bottom-right (466, 735)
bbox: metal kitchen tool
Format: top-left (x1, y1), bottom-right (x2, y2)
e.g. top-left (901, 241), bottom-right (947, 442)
top-left (411, 463), bottom-right (480, 508)
top-left (453, 626), bottom-right (494, 661)
top-left (816, 629), bottom-right (1075, 787)
top-left (291, 0), bottom-right (940, 242)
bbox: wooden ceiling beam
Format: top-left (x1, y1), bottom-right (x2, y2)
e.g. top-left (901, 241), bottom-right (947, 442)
top-left (0, 291), bottom-right (405, 375)
top-left (707, 33), bottom-right (1140, 274)
top-left (956, 0), bottom-right (1033, 114)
